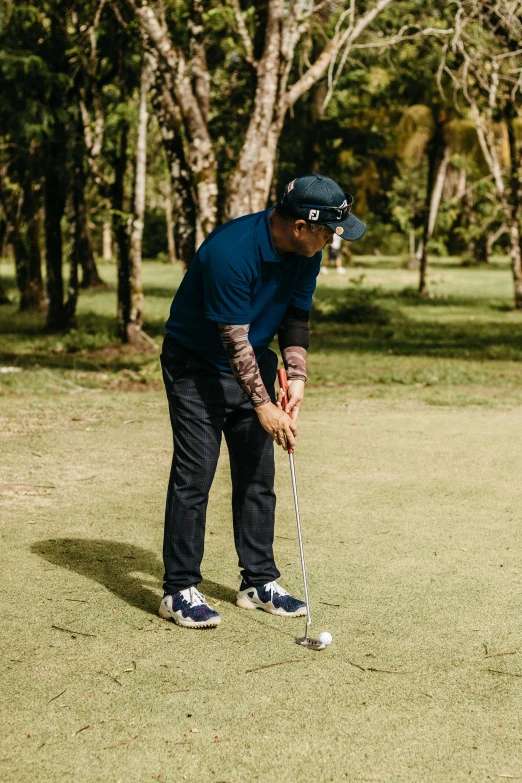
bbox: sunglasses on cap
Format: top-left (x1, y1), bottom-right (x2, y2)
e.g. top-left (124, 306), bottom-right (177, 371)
top-left (300, 193), bottom-right (354, 222)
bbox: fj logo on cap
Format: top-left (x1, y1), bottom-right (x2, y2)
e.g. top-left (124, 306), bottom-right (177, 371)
top-left (308, 209), bottom-right (320, 221)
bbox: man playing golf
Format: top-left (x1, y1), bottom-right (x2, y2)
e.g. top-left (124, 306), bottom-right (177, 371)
top-left (159, 174), bottom-right (366, 628)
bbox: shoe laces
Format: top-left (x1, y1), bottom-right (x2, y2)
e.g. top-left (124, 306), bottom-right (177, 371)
top-left (265, 581), bottom-right (289, 599)
top-left (181, 586), bottom-right (207, 606)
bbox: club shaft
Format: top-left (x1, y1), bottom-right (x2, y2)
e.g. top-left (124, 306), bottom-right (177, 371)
top-left (288, 453), bottom-right (312, 628)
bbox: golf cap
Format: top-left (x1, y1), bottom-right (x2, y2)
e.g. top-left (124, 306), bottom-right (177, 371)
top-left (278, 174), bottom-right (366, 241)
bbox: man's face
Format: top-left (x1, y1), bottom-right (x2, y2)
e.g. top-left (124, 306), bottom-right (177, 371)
top-left (293, 221), bottom-right (335, 257)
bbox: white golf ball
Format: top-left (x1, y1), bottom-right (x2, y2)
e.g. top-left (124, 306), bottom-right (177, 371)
top-left (318, 631), bottom-right (332, 646)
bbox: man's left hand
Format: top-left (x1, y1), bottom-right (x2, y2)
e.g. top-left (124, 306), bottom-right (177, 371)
top-left (277, 379), bottom-right (305, 421)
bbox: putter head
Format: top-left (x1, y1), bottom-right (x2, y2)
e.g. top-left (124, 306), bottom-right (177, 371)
top-left (296, 635), bottom-right (326, 651)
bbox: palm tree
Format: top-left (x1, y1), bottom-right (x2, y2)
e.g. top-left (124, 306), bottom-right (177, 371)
top-left (397, 105), bottom-right (490, 293)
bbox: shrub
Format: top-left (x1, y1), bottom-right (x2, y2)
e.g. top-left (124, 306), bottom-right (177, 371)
top-left (313, 276), bottom-right (393, 325)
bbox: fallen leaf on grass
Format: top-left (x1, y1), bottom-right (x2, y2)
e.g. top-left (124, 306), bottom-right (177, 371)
top-left (0, 483), bottom-right (55, 493)
top-left (52, 625), bottom-right (96, 637)
top-left (51, 625), bottom-right (96, 637)
top-left (347, 659), bottom-right (411, 674)
top-left (244, 658), bottom-right (301, 673)
top-left (485, 651), bottom-right (517, 659)
top-left (99, 671), bottom-right (122, 686)
top-left (102, 735), bottom-right (139, 750)
top-left (72, 725), bottom-right (90, 736)
top-left (48, 689), bottom-right (66, 703)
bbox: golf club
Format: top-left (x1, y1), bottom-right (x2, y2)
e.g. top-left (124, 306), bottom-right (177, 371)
top-left (277, 368), bottom-right (332, 651)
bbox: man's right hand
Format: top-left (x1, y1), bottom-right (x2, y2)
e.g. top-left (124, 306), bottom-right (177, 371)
top-left (256, 401), bottom-right (297, 451)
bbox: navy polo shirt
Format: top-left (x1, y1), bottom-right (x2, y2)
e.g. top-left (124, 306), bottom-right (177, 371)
top-left (165, 208), bottom-right (321, 371)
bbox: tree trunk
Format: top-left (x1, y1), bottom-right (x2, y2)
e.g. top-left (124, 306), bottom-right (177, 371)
top-left (0, 213), bottom-right (9, 302)
top-left (65, 228), bottom-right (80, 329)
top-left (71, 135), bottom-right (104, 291)
top-left (225, 1), bottom-right (284, 218)
top-left (113, 120), bottom-right (131, 341)
top-left (164, 187), bottom-right (176, 264)
top-left (507, 112), bottom-right (522, 307)
top-left (465, 187), bottom-right (489, 265)
top-left (471, 102), bottom-right (521, 303)
top-left (14, 183), bottom-right (44, 312)
top-left (102, 219), bottom-right (113, 261)
top-left (487, 223), bottom-right (507, 256)
top-left (469, 232), bottom-right (489, 264)
top-left (509, 219), bottom-right (522, 308)
top-left (0, 277), bottom-right (9, 305)
top-left (409, 217), bottom-right (416, 267)
top-left (152, 77), bottom-right (196, 268)
top-left (44, 137), bottom-right (68, 330)
top-left (418, 141), bottom-right (450, 295)
top-left (65, 136), bottom-right (93, 327)
top-left (79, 247), bottom-right (105, 288)
top-left (132, 5), bottom-right (217, 242)
top-left (125, 52), bottom-right (154, 346)
top-left (0, 211), bottom-right (11, 302)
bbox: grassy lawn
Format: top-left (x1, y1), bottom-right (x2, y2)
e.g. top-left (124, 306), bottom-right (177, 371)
top-left (2, 256), bottom-right (522, 781)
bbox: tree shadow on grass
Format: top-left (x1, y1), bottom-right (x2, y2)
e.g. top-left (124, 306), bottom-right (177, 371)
top-left (31, 538), bottom-right (237, 615)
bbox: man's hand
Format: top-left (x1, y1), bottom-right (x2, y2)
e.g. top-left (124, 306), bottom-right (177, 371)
top-left (283, 379), bottom-right (305, 421)
top-left (256, 401), bottom-right (297, 450)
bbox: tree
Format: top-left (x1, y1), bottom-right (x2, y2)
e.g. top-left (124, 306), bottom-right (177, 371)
top-left (123, 0), bottom-right (448, 255)
top-left (442, 0), bottom-right (522, 307)
top-left (0, 2), bottom-right (49, 311)
top-left (120, 51), bottom-right (156, 345)
top-left (0, 0), bottom-right (103, 327)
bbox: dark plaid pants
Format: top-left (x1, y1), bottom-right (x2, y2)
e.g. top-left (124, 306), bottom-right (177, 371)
top-left (160, 335), bottom-right (281, 595)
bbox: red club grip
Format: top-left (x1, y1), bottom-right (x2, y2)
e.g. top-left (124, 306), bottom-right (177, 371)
top-left (277, 368), bottom-right (294, 454)
top-left (278, 368), bottom-right (289, 411)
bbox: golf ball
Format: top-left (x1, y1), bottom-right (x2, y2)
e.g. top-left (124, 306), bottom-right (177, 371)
top-left (318, 631), bottom-right (332, 646)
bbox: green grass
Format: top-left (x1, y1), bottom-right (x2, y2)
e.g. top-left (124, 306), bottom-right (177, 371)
top-left (2, 255), bottom-right (522, 781)
top-left (3, 391), bottom-right (522, 782)
top-left (2, 255), bottom-right (522, 405)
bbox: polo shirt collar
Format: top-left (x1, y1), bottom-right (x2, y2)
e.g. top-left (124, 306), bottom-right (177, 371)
top-left (257, 207), bottom-right (280, 263)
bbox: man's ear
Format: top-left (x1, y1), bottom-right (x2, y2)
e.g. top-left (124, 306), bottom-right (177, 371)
top-left (293, 220), bottom-right (308, 235)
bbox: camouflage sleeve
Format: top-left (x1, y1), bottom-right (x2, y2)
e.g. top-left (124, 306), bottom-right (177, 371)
top-left (282, 346), bottom-right (307, 382)
top-left (218, 323), bottom-right (271, 408)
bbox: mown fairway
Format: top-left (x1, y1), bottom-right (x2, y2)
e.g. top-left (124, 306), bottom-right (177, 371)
top-left (2, 258), bottom-right (522, 782)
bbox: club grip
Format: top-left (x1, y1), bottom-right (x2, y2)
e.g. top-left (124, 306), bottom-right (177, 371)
top-left (277, 368), bottom-right (294, 454)
top-left (277, 368), bottom-right (289, 411)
